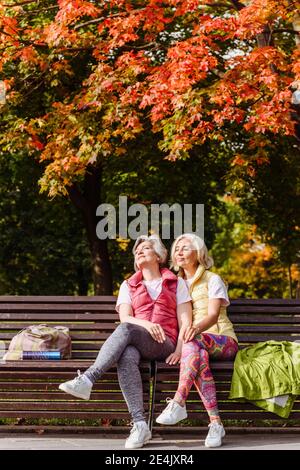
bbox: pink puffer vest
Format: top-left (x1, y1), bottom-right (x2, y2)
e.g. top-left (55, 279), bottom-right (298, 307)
top-left (127, 268), bottom-right (178, 345)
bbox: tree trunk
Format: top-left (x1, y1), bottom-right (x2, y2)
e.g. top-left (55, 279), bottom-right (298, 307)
top-left (77, 264), bottom-right (89, 295)
top-left (68, 164), bottom-right (113, 295)
top-left (296, 280), bottom-right (300, 299)
top-left (288, 264), bottom-right (293, 299)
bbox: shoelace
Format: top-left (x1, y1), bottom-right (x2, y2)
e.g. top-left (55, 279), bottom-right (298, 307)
top-left (129, 421), bottom-right (145, 435)
top-left (208, 422), bottom-right (221, 437)
top-left (73, 370), bottom-right (86, 388)
top-left (164, 398), bottom-right (175, 412)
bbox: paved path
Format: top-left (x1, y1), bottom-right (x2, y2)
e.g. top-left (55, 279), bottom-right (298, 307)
top-left (0, 433), bottom-right (300, 450)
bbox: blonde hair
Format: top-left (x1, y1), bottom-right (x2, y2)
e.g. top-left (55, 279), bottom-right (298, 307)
top-left (170, 233), bottom-right (214, 271)
top-left (132, 235), bottom-right (168, 272)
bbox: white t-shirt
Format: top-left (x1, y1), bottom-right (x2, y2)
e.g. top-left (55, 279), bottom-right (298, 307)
top-left (116, 277), bottom-right (191, 313)
top-left (185, 274), bottom-right (230, 307)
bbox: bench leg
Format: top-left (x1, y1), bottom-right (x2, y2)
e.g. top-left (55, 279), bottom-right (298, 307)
top-left (148, 360), bottom-right (157, 433)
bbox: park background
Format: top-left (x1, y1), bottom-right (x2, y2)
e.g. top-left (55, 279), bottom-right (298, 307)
top-left (0, 0), bottom-right (299, 300)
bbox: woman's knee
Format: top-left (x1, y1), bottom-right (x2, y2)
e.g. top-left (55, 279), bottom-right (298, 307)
top-left (199, 348), bottom-right (209, 362)
top-left (114, 322), bottom-right (136, 337)
top-left (182, 340), bottom-right (200, 357)
top-left (118, 345), bottom-right (140, 366)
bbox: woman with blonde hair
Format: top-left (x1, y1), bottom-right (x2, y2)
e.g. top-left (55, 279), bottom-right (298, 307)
top-left (59, 234), bottom-right (192, 449)
top-left (156, 233), bottom-right (238, 448)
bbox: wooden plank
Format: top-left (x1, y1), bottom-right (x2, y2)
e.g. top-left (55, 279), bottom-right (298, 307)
top-left (0, 304), bottom-right (117, 312)
top-left (0, 296), bottom-right (116, 303)
top-left (234, 326), bottom-right (300, 333)
top-left (0, 411), bottom-right (131, 419)
top-left (2, 326), bottom-right (300, 338)
top-left (0, 340), bottom-right (112, 349)
top-left (0, 403), bottom-right (130, 410)
top-left (229, 299), bottom-right (300, 305)
top-left (0, 313), bottom-right (118, 321)
top-left (228, 315), bottom-right (300, 323)
top-left (0, 332), bottom-right (115, 340)
top-left (0, 296), bottom-right (294, 305)
top-left (237, 334), bottom-right (300, 342)
top-left (229, 304), bottom-right (300, 310)
top-left (0, 361), bottom-right (151, 371)
top-left (155, 361), bottom-right (234, 371)
top-left (1, 351), bottom-right (103, 359)
top-left (154, 383), bottom-right (231, 392)
top-left (228, 306), bottom-right (300, 313)
top-left (0, 382), bottom-right (150, 391)
top-left (185, 411), bottom-right (300, 419)
top-left (0, 391), bottom-right (150, 400)
top-left (0, 321), bottom-right (118, 329)
top-left (0, 425), bottom-right (131, 433)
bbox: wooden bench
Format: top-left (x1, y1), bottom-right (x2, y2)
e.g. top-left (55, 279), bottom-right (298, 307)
top-left (0, 296), bottom-right (152, 434)
top-left (153, 299), bottom-right (300, 434)
top-left (0, 296), bottom-right (300, 434)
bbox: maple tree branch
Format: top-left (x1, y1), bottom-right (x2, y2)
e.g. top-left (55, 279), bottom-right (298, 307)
top-left (59, 46), bottom-right (94, 52)
top-left (272, 29), bottom-right (300, 35)
top-left (3, 0), bottom-right (49, 5)
top-left (73, 7), bottom-right (147, 30)
top-left (74, 17), bottom-right (108, 31)
top-left (204, 2), bottom-right (238, 8)
top-left (122, 41), bottom-right (158, 50)
top-left (230, 0), bottom-right (246, 10)
top-left (18, 5), bottom-right (59, 14)
top-left (0, 26), bottom-right (93, 53)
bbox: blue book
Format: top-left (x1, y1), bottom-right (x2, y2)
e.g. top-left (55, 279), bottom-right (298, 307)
top-left (22, 351), bottom-right (61, 360)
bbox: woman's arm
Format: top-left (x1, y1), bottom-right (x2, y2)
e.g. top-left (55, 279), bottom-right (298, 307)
top-left (184, 298), bottom-right (222, 342)
top-left (119, 303), bottom-right (166, 343)
top-left (165, 301), bottom-right (192, 365)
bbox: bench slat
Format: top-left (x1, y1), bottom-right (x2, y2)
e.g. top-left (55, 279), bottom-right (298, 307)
top-left (0, 411), bottom-right (133, 419)
top-left (0, 313), bottom-right (118, 320)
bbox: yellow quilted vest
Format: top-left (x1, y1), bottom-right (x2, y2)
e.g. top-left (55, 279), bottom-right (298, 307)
top-left (182, 265), bottom-right (238, 343)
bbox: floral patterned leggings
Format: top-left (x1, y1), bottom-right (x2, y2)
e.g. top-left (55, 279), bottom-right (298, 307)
top-left (174, 333), bottom-right (238, 419)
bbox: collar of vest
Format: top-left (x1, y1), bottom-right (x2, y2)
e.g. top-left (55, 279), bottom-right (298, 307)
top-left (179, 265), bottom-right (207, 291)
top-left (127, 268), bottom-right (177, 287)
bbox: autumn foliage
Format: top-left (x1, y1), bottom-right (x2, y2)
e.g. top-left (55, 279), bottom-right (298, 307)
top-left (0, 0), bottom-right (299, 195)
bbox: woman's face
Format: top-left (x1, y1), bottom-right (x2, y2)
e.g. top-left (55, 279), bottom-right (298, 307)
top-left (135, 241), bottom-right (159, 269)
top-left (174, 238), bottom-right (198, 270)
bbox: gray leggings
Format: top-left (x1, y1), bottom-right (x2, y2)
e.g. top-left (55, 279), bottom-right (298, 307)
top-left (84, 322), bottom-right (175, 423)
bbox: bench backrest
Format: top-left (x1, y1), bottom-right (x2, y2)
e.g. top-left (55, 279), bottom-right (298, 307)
top-left (229, 299), bottom-right (300, 346)
top-left (0, 296), bottom-right (118, 360)
top-left (1, 297), bottom-right (299, 349)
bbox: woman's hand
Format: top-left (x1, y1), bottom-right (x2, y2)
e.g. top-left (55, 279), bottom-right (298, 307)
top-left (165, 351), bottom-right (181, 365)
top-left (184, 325), bottom-right (199, 343)
top-left (145, 322), bottom-right (166, 343)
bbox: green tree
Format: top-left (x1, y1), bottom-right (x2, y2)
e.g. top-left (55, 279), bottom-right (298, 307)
top-left (0, 150), bottom-right (91, 294)
top-left (0, 0), bottom-right (299, 294)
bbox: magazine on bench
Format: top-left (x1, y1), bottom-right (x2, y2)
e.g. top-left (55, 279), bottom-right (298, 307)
top-left (22, 351), bottom-right (61, 360)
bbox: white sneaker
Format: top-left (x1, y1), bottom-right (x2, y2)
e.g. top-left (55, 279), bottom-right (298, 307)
top-left (58, 370), bottom-right (92, 400)
top-left (205, 422), bottom-right (225, 448)
top-left (156, 398), bottom-right (187, 425)
top-left (125, 421), bottom-right (152, 449)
